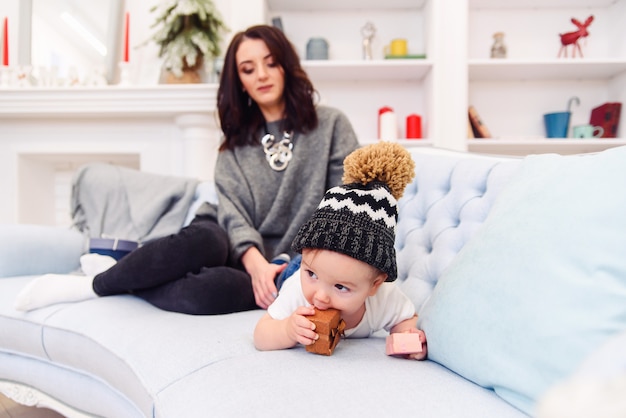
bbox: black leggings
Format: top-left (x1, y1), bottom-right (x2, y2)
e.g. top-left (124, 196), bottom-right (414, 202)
top-left (92, 216), bottom-right (258, 315)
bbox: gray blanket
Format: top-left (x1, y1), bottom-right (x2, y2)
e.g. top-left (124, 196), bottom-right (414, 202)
top-left (71, 163), bottom-right (199, 244)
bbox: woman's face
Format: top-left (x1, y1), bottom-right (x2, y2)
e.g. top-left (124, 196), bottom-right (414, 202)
top-left (236, 37), bottom-right (286, 121)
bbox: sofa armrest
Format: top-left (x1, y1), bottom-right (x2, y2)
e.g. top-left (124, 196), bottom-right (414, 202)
top-left (0, 224), bottom-right (85, 277)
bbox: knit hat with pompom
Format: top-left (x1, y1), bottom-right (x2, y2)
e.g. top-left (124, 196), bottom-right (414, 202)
top-left (291, 142), bottom-right (415, 281)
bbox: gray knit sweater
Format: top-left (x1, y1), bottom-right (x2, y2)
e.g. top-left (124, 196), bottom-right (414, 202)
top-left (215, 106), bottom-right (359, 263)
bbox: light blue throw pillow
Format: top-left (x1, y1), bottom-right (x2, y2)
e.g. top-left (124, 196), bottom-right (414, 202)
top-left (418, 146), bottom-right (626, 415)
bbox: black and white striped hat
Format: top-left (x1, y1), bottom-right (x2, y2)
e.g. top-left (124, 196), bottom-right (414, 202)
top-left (292, 142), bottom-right (415, 282)
top-left (291, 180), bottom-right (399, 282)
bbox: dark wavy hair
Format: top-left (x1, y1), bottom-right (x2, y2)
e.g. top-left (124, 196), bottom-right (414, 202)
top-left (217, 25), bottom-right (318, 151)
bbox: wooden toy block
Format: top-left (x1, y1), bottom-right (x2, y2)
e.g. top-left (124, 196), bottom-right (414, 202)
top-left (306, 308), bottom-right (346, 356)
top-left (385, 333), bottom-right (423, 356)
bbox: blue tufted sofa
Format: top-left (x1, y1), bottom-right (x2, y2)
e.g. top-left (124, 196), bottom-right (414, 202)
top-left (2, 146), bottom-right (624, 417)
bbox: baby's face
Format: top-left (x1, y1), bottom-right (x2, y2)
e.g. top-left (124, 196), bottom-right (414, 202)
top-left (300, 249), bottom-right (384, 317)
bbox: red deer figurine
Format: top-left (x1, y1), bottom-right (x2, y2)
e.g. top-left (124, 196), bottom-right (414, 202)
top-left (558, 16), bottom-right (594, 58)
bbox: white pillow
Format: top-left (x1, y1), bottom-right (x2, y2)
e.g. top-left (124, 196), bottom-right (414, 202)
top-left (418, 146), bottom-right (626, 415)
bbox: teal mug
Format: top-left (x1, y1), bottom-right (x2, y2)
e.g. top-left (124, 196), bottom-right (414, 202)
top-left (572, 124), bottom-right (604, 138)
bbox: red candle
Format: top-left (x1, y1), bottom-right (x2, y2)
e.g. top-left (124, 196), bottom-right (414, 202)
top-left (2, 17), bottom-right (8, 67)
top-left (123, 12), bottom-right (129, 62)
top-left (406, 114), bottom-right (422, 139)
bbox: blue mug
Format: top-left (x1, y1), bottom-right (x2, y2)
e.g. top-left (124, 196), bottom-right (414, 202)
top-left (544, 111), bottom-right (571, 138)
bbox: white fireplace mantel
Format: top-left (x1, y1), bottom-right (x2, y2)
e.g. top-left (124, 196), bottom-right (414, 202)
top-left (0, 85), bottom-right (222, 225)
top-left (0, 84), bottom-right (219, 119)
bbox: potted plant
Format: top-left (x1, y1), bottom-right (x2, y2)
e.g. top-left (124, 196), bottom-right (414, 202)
top-left (148, 0), bottom-right (229, 83)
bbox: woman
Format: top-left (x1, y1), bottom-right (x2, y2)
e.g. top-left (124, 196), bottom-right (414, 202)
top-left (15, 25), bottom-right (359, 315)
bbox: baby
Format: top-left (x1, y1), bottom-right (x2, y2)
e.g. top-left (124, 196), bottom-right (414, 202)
top-left (254, 142), bottom-right (427, 360)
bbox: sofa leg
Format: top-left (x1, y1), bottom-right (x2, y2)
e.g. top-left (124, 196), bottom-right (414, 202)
top-left (0, 380), bottom-right (94, 418)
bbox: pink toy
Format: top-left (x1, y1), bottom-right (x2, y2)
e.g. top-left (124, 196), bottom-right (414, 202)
top-left (385, 333), bottom-right (423, 356)
top-left (558, 16), bottom-right (594, 58)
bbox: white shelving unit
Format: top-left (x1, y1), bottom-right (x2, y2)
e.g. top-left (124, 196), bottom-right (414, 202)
top-left (467, 0), bottom-right (626, 155)
top-left (265, 0), bottom-right (437, 145)
top-left (264, 0), bottom-right (626, 155)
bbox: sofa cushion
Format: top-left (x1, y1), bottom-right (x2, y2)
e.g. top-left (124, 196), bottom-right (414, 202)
top-left (0, 225), bottom-right (84, 277)
top-left (419, 146), bottom-right (626, 415)
top-left (41, 297), bottom-right (267, 417)
top-left (0, 277), bottom-right (66, 359)
top-left (155, 337), bottom-right (527, 418)
top-left (1, 275), bottom-right (528, 418)
top-left (396, 148), bottom-right (520, 311)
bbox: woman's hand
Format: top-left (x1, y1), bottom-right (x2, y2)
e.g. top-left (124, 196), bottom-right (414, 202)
top-left (241, 247), bottom-right (286, 309)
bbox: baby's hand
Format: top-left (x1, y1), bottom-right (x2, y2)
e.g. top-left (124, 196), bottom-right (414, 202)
top-left (286, 306), bottom-right (318, 346)
top-left (405, 328), bottom-right (427, 360)
top-left (387, 328), bottom-right (428, 360)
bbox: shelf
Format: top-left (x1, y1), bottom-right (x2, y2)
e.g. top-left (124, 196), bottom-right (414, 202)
top-left (468, 138), bottom-right (626, 155)
top-left (469, 59), bottom-right (626, 81)
top-left (302, 59), bottom-right (432, 82)
top-left (470, 0), bottom-right (616, 9)
top-left (397, 139), bottom-right (433, 147)
top-left (471, 0), bottom-right (617, 8)
top-left (267, 0), bottom-right (425, 11)
top-left (361, 139), bottom-right (433, 147)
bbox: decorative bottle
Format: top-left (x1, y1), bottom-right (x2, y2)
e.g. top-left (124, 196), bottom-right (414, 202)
top-left (490, 32), bottom-right (507, 59)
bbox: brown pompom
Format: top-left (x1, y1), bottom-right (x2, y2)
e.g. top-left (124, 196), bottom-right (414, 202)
top-left (342, 142), bottom-right (416, 200)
